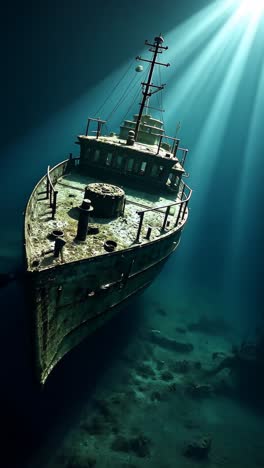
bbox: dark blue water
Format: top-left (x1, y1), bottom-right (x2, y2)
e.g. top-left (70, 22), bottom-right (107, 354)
top-left (1, 1), bottom-right (263, 467)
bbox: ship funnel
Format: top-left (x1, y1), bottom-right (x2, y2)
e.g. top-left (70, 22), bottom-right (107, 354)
top-left (76, 199), bottom-right (94, 241)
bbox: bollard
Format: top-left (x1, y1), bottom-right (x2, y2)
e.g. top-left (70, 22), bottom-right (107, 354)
top-left (54, 237), bottom-right (66, 258)
top-left (76, 199), bottom-right (94, 241)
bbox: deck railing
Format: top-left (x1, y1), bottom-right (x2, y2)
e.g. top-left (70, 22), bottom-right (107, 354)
top-left (43, 155), bottom-right (190, 240)
top-left (44, 155), bottom-right (79, 219)
top-left (135, 180), bottom-right (192, 242)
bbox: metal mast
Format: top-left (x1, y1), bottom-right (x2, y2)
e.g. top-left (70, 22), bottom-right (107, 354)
top-left (134, 35), bottom-right (170, 142)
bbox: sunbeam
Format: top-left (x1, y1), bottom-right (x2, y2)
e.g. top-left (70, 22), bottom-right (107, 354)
top-left (233, 0), bottom-right (264, 20)
top-left (153, 0), bottom-right (264, 315)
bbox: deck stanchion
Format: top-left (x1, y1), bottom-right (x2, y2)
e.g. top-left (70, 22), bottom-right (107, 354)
top-left (162, 205), bottom-right (171, 231)
top-left (46, 166), bottom-right (50, 199)
top-left (175, 203), bottom-right (183, 226)
top-left (135, 212), bottom-right (144, 243)
top-left (181, 184), bottom-right (185, 200)
top-left (182, 200), bottom-right (188, 220)
top-left (52, 191), bottom-right (58, 219)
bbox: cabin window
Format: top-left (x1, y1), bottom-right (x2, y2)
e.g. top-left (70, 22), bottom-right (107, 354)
top-left (173, 175), bottom-right (180, 187)
top-left (116, 155), bottom-right (123, 169)
top-left (133, 160), bottom-right (140, 174)
top-left (158, 165), bottom-right (164, 178)
top-left (150, 164), bottom-right (159, 177)
top-left (139, 161), bottom-right (147, 175)
top-left (85, 148), bottom-right (91, 159)
top-left (167, 172), bottom-right (173, 185)
top-left (127, 158), bottom-right (134, 172)
top-left (106, 153), bottom-right (113, 166)
top-left (93, 149), bottom-right (100, 162)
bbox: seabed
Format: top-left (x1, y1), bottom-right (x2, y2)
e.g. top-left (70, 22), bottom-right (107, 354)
top-left (27, 283), bottom-right (264, 468)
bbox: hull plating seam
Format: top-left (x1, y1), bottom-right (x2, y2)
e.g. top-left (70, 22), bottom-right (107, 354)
top-left (41, 239), bottom-right (180, 370)
top-left (44, 279), bottom-right (153, 381)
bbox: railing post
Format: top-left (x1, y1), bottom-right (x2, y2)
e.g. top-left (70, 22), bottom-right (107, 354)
top-left (156, 135), bottom-right (163, 155)
top-left (173, 138), bottom-right (180, 158)
top-left (46, 166), bottom-right (50, 199)
top-left (85, 119), bottom-right (90, 136)
top-left (49, 186), bottom-right (52, 208)
top-left (175, 203), bottom-right (183, 226)
top-left (68, 152), bottom-right (75, 171)
top-left (182, 200), bottom-right (188, 219)
top-left (180, 183), bottom-right (185, 200)
top-left (135, 212), bottom-right (144, 243)
top-left (180, 149), bottom-right (189, 167)
top-left (52, 191), bottom-right (58, 219)
top-left (162, 205), bottom-right (171, 231)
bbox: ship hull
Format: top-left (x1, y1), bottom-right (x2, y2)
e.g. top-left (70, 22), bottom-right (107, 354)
top-left (28, 228), bottom-right (182, 384)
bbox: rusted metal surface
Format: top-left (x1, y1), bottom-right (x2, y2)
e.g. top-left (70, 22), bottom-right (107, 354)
top-left (29, 228), bottom-right (181, 383)
top-left (25, 167), bottom-right (187, 272)
top-left (24, 122), bottom-right (191, 385)
top-left (24, 149), bottom-right (189, 383)
top-left (23, 34), bottom-right (192, 385)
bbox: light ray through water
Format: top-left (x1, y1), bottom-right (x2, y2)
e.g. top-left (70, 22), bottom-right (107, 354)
top-left (158, 0), bottom-right (264, 316)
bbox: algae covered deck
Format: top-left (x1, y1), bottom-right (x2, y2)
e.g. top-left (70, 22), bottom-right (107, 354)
top-left (27, 171), bottom-right (182, 272)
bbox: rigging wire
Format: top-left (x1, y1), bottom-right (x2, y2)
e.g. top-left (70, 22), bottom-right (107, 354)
top-left (108, 63), bottom-right (150, 123)
top-left (121, 65), bottom-right (150, 121)
top-left (158, 65), bottom-right (165, 133)
top-left (106, 72), bottom-right (138, 121)
top-left (94, 61), bottom-right (134, 117)
top-left (121, 87), bottom-right (142, 122)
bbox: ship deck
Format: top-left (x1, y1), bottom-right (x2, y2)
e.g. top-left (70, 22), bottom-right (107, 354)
top-left (27, 170), bottom-right (183, 271)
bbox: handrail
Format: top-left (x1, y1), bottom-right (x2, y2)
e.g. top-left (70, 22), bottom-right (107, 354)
top-left (45, 155), bottom-right (80, 219)
top-left (135, 180), bottom-right (192, 242)
top-left (46, 165), bottom-right (58, 219)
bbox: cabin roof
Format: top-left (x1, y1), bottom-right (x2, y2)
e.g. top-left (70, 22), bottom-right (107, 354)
top-left (78, 135), bottom-right (183, 169)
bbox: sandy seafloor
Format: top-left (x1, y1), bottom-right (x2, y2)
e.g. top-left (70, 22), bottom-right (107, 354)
top-left (24, 276), bottom-right (264, 468)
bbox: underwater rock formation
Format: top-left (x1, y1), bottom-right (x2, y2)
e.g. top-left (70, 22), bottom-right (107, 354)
top-left (80, 416), bottom-right (106, 435)
top-left (205, 336), bottom-right (264, 403)
top-left (183, 436), bottom-right (212, 459)
top-left (150, 390), bottom-right (165, 402)
top-left (160, 370), bottom-right (174, 381)
top-left (65, 455), bottom-right (97, 468)
top-left (169, 359), bottom-right (191, 374)
top-left (207, 340), bottom-right (261, 376)
top-left (111, 433), bottom-right (152, 457)
top-left (148, 330), bottom-right (194, 353)
top-left (134, 362), bottom-right (156, 379)
top-left (185, 382), bottom-right (213, 398)
top-left (187, 315), bottom-right (231, 335)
